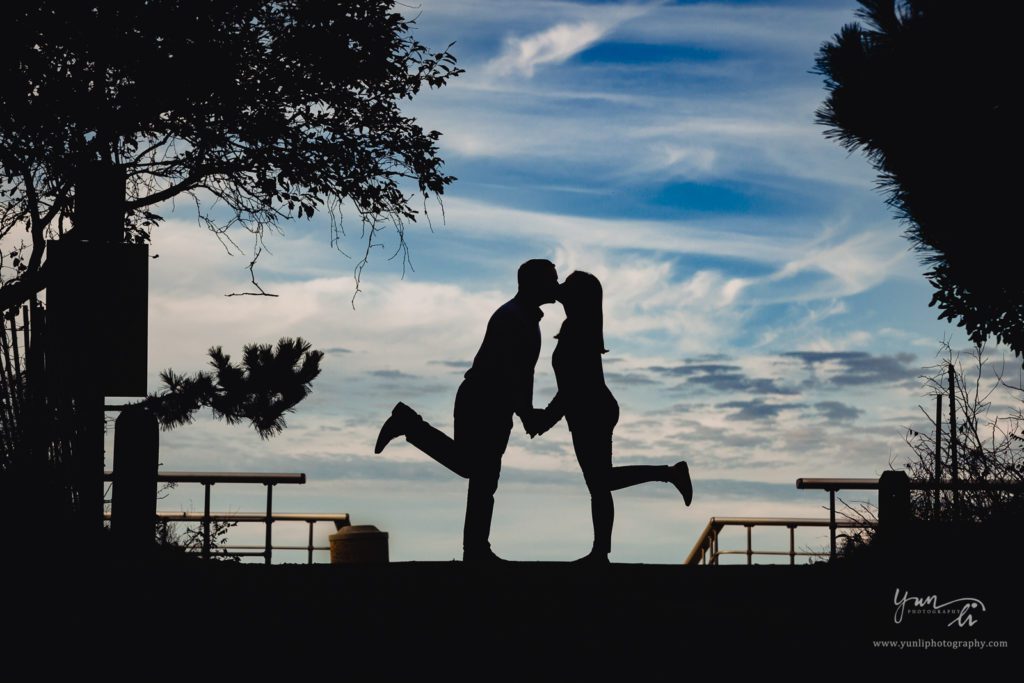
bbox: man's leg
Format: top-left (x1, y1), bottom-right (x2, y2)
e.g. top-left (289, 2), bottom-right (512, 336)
top-left (455, 384), bottom-right (513, 559)
top-left (462, 448), bottom-right (503, 557)
top-left (374, 390), bottom-right (472, 478)
top-left (402, 410), bottom-right (472, 478)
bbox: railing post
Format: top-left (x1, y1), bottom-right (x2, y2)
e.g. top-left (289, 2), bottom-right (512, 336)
top-left (745, 524), bottom-right (752, 565)
top-left (788, 525), bottom-right (795, 565)
top-left (307, 521), bottom-right (315, 565)
top-left (264, 483), bottom-right (275, 565)
top-left (829, 489), bottom-right (837, 561)
top-left (112, 406), bottom-right (159, 554)
top-left (202, 482), bottom-right (212, 560)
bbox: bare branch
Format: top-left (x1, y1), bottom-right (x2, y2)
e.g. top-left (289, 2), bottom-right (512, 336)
top-left (224, 247), bottom-right (278, 298)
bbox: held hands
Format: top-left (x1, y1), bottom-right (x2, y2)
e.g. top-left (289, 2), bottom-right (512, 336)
top-left (522, 407), bottom-right (560, 438)
top-left (521, 409), bottom-right (543, 438)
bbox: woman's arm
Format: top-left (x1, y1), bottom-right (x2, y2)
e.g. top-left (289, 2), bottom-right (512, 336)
top-left (536, 391), bottom-right (565, 435)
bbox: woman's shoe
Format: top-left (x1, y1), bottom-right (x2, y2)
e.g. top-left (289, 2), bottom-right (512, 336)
top-left (670, 461), bottom-right (693, 506)
top-left (463, 546), bottom-right (508, 564)
top-left (572, 551), bottom-right (609, 565)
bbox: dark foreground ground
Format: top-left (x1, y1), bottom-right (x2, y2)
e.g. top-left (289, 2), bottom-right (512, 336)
top-left (6, 537), bottom-right (1018, 675)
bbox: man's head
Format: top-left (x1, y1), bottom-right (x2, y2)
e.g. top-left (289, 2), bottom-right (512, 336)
top-left (517, 259), bottom-right (559, 305)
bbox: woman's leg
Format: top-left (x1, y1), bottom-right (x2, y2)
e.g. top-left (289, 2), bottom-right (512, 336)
top-left (572, 427), bottom-right (614, 556)
top-left (599, 404), bottom-right (693, 501)
top-left (608, 462), bottom-right (693, 506)
top-left (607, 465), bottom-right (670, 490)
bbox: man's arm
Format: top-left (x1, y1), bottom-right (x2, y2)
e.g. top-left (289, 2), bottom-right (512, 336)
top-left (492, 307), bottom-right (543, 435)
top-left (513, 370), bottom-right (543, 436)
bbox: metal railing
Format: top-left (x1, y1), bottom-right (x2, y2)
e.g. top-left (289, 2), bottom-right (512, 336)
top-left (795, 476), bottom-right (1024, 561)
top-left (795, 477), bottom-right (878, 562)
top-left (103, 510), bottom-right (350, 563)
top-left (103, 470), bottom-right (343, 564)
top-left (684, 516), bottom-right (874, 566)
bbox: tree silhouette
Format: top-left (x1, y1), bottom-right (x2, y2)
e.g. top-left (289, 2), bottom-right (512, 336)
top-left (0, 2), bottom-right (459, 539)
top-left (0, 0), bottom-right (463, 306)
top-left (903, 341), bottom-right (1024, 525)
top-left (144, 338), bottom-right (324, 439)
top-left (814, 1), bottom-right (1019, 355)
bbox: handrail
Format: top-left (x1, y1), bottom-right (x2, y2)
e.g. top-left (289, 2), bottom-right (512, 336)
top-left (146, 511), bottom-right (350, 526)
top-left (796, 478), bottom-right (878, 490)
top-left (102, 511), bottom-right (351, 563)
top-left (104, 469), bottom-right (308, 563)
top-left (684, 516), bottom-right (874, 566)
top-left (103, 470), bottom-right (306, 485)
top-left (796, 477), bottom-right (1024, 492)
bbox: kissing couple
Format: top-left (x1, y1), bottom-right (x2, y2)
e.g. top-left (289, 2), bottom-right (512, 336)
top-left (374, 259), bottom-right (693, 564)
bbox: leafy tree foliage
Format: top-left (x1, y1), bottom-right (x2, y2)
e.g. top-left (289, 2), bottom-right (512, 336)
top-left (815, 1), bottom-right (1020, 355)
top-left (0, 0), bottom-right (463, 305)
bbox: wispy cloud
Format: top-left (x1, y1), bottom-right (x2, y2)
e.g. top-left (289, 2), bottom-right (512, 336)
top-left (718, 398), bottom-right (805, 421)
top-left (487, 21), bottom-right (610, 77)
top-left (813, 400), bottom-right (864, 422)
top-left (615, 2), bottom-right (858, 54)
top-left (656, 362), bottom-right (799, 395)
top-left (783, 350), bottom-right (921, 387)
top-left (485, 4), bottom-right (652, 78)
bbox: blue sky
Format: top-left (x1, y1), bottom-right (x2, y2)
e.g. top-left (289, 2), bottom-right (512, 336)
top-left (129, 0), bottom-right (1006, 563)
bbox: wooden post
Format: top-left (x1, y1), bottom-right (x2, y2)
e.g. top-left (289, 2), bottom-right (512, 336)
top-left (112, 406), bottom-right (159, 552)
top-left (879, 470), bottom-right (911, 549)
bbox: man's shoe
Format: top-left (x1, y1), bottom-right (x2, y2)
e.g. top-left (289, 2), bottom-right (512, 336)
top-left (462, 547), bottom-right (508, 564)
top-left (670, 461), bottom-right (693, 506)
top-left (374, 402), bottom-right (416, 454)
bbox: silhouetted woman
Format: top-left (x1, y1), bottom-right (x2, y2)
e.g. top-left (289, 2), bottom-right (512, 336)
top-left (537, 271), bottom-right (693, 563)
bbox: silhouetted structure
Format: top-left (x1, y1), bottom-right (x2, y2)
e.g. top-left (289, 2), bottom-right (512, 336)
top-left (374, 260), bottom-right (559, 562)
top-left (534, 271), bottom-right (693, 563)
top-left (815, 0), bottom-right (1021, 356)
top-left (48, 240), bottom-right (150, 530)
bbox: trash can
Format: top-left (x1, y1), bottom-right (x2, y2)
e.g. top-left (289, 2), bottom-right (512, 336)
top-left (329, 525), bottom-right (389, 564)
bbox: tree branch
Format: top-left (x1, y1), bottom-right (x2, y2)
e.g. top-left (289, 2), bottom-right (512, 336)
top-left (18, 167), bottom-right (66, 277)
top-left (0, 261), bottom-right (49, 311)
top-left (126, 173), bottom-right (204, 211)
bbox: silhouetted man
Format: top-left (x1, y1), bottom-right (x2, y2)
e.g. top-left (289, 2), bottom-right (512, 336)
top-left (374, 259), bottom-right (559, 562)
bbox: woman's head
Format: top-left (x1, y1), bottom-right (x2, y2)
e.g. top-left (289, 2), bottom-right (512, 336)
top-left (558, 270), bottom-right (601, 309)
top-left (557, 270), bottom-right (607, 352)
